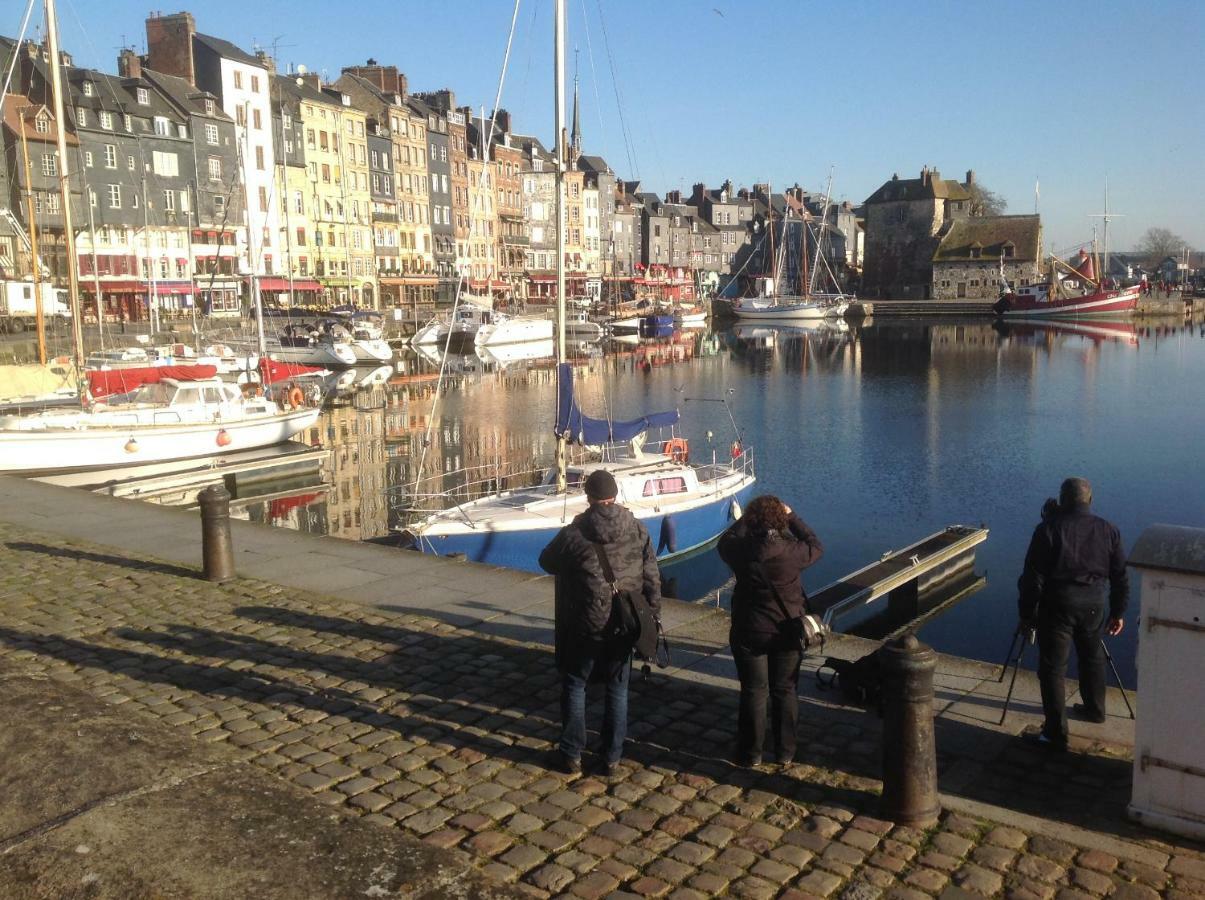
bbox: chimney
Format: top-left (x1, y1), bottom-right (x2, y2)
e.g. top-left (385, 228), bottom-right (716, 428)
top-left (255, 50), bottom-right (276, 78)
top-left (117, 48), bottom-right (142, 80)
top-left (666, 189), bottom-right (681, 204)
top-left (342, 63), bottom-right (407, 97)
top-left (920, 165), bottom-right (929, 186)
top-left (298, 72), bottom-right (321, 91)
top-left (491, 108), bottom-right (512, 135)
top-left (965, 169), bottom-right (975, 186)
top-left (145, 11), bottom-right (196, 85)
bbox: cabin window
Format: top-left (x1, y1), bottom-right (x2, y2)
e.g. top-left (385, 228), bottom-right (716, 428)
top-left (175, 388), bottom-right (199, 405)
top-left (643, 477), bottom-right (688, 497)
top-left (202, 387), bottom-right (224, 404)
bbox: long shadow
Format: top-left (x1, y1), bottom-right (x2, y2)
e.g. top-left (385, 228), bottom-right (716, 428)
top-left (4, 541), bottom-right (199, 580)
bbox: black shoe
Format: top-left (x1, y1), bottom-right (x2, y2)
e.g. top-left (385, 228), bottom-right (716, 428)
top-left (549, 749), bottom-right (581, 775)
top-left (1023, 731), bottom-right (1068, 753)
top-left (733, 752), bottom-right (762, 768)
top-left (594, 758), bottom-right (618, 777)
top-left (1071, 703), bottom-right (1107, 724)
top-left (774, 749), bottom-right (796, 766)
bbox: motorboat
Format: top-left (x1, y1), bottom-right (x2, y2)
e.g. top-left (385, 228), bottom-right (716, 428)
top-left (0, 376), bottom-right (319, 475)
top-left (562, 309), bottom-right (603, 341)
top-left (268, 329), bottom-right (358, 368)
top-left (474, 312), bottom-right (554, 347)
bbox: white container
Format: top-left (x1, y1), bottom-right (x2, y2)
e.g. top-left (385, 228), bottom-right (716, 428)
top-left (1127, 524), bottom-right (1205, 840)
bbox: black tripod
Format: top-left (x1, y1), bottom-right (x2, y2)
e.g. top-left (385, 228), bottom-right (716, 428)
top-left (996, 624), bottom-right (1135, 726)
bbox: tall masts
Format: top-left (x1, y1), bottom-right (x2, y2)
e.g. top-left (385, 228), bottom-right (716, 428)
top-left (553, 0), bottom-right (567, 492)
top-left (44, 0), bottom-right (85, 373)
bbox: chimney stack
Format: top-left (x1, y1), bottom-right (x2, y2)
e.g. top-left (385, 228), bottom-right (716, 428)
top-left (117, 48), bottom-right (142, 80)
top-left (920, 165), bottom-right (930, 186)
top-left (491, 108), bottom-right (512, 135)
top-left (255, 49), bottom-right (276, 78)
top-left (298, 72), bottom-right (321, 91)
top-left (145, 11), bottom-right (196, 85)
top-left (965, 169), bottom-right (975, 186)
top-left (666, 189), bottom-right (682, 204)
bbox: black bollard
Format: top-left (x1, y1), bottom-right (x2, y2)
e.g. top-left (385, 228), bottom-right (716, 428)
top-left (880, 633), bottom-right (940, 826)
top-left (198, 484), bottom-right (236, 583)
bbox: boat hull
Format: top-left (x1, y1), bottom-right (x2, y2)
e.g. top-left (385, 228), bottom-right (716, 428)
top-left (995, 285), bottom-right (1140, 317)
top-left (0, 407), bottom-right (320, 475)
top-left (474, 317), bottom-right (554, 347)
top-left (270, 343), bottom-right (357, 367)
top-left (349, 339), bottom-right (394, 363)
top-left (410, 479), bottom-right (756, 573)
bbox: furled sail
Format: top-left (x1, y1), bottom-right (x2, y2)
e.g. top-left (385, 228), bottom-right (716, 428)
top-left (554, 362), bottom-right (678, 445)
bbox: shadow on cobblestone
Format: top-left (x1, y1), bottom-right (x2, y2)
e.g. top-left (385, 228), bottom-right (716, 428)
top-left (5, 540), bottom-right (199, 580)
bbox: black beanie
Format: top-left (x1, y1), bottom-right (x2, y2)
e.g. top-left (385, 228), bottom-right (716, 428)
top-left (584, 469), bottom-right (618, 501)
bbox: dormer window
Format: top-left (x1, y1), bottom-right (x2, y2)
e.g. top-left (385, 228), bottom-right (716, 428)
top-left (99, 111), bottom-right (113, 129)
top-left (76, 108), bottom-right (87, 127)
top-left (123, 114), bottom-right (132, 131)
top-left (136, 87), bottom-right (149, 105)
top-left (82, 81), bottom-right (93, 97)
top-left (33, 112), bottom-right (50, 133)
top-left (1002, 242), bottom-right (1015, 259)
top-left (204, 98), bottom-right (215, 115)
top-left (969, 243), bottom-right (982, 259)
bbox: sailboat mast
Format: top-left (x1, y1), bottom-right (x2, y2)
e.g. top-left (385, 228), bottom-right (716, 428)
top-left (44, 0), bottom-right (85, 374)
top-left (553, 0), bottom-right (568, 493)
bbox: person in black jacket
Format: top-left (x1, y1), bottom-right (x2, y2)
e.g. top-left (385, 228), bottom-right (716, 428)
top-left (539, 469), bottom-right (661, 776)
top-left (1018, 477), bottom-right (1128, 750)
top-left (718, 495), bottom-right (824, 766)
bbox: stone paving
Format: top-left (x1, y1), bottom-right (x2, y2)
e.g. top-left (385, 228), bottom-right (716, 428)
top-left (1, 521), bottom-right (1203, 899)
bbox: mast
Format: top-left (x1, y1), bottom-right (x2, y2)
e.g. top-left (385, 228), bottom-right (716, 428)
top-left (554, 0), bottom-right (567, 492)
top-left (44, 0), bottom-right (85, 374)
top-left (141, 145), bottom-right (159, 334)
top-left (17, 107), bottom-right (47, 363)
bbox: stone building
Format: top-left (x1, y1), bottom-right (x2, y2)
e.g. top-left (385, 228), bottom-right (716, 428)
top-left (474, 110), bottom-right (526, 305)
top-left (412, 97), bottom-right (454, 304)
top-left (610, 180), bottom-right (642, 278)
top-left (931, 214), bottom-right (1042, 300)
top-left (861, 166), bottom-right (974, 299)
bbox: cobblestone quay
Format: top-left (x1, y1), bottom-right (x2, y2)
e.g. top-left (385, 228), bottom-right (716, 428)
top-left (0, 481), bottom-right (1202, 897)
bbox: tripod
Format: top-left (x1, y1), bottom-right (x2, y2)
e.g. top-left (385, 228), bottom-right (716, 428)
top-left (996, 624), bottom-right (1135, 726)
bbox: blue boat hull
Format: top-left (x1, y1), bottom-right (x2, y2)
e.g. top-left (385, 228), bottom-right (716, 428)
top-left (416, 482), bottom-right (757, 573)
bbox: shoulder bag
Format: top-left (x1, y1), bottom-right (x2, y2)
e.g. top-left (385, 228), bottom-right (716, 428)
top-left (593, 542), bottom-right (666, 666)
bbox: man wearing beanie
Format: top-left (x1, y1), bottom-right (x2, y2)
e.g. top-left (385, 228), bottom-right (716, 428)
top-left (539, 468), bottom-right (661, 776)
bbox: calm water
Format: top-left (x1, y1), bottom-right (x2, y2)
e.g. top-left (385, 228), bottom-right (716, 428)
top-left (243, 316), bottom-right (1205, 685)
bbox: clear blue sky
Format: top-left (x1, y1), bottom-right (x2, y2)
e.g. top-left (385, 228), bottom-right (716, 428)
top-left (46, 0), bottom-right (1205, 252)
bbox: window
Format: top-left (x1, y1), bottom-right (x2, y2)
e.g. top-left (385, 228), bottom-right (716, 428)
top-left (252, 108), bottom-right (262, 130)
top-left (236, 106), bottom-right (246, 127)
top-left (207, 157), bottom-right (222, 181)
top-left (99, 111), bottom-right (113, 129)
top-left (88, 188), bottom-right (97, 208)
top-left (295, 226), bottom-right (306, 245)
top-left (213, 195), bottom-right (225, 215)
top-left (136, 87), bottom-right (149, 105)
top-left (163, 190), bottom-right (175, 212)
top-left (282, 112), bottom-right (292, 130)
top-left (258, 186), bottom-right (268, 212)
top-left (41, 153), bottom-right (57, 177)
top-left (251, 75), bottom-right (260, 93)
top-left (123, 114), bottom-right (132, 131)
top-left (180, 190), bottom-right (189, 212)
top-left (293, 190), bottom-right (303, 214)
top-left (76, 108), bottom-right (87, 127)
top-left (439, 145), bottom-right (447, 162)
top-left (82, 81), bottom-right (94, 97)
top-left (306, 128), bottom-right (315, 149)
top-left (84, 150), bottom-right (93, 167)
top-left (152, 151), bottom-right (178, 176)
top-left (103, 144), bottom-right (116, 168)
top-left (107, 184), bottom-right (121, 208)
top-left (34, 113), bottom-right (50, 134)
top-left (153, 117), bottom-right (169, 136)
top-left (127, 155), bottom-right (136, 170)
top-left (205, 123), bottom-right (219, 145)
top-left (204, 99), bottom-right (215, 116)
top-left (46, 193), bottom-right (60, 214)
top-left (255, 146), bottom-right (264, 170)
top-left (233, 71), bottom-right (243, 90)
top-left (177, 124), bottom-right (187, 138)
top-left (642, 477), bottom-right (688, 497)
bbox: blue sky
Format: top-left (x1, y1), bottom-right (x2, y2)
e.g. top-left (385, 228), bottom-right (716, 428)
top-left (46, 0), bottom-right (1205, 252)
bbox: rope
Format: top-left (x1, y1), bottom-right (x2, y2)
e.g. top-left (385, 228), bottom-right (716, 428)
top-left (592, 0), bottom-right (638, 181)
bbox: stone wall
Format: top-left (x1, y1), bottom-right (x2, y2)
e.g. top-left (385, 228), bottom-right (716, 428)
top-left (932, 260), bottom-right (1040, 300)
top-left (862, 199), bottom-right (942, 299)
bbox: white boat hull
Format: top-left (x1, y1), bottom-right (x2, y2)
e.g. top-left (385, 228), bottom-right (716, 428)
top-left (411, 322), bottom-right (449, 346)
top-left (0, 406), bottom-right (320, 475)
top-left (349, 339), bottom-right (394, 363)
top-left (474, 317), bottom-right (554, 347)
top-left (269, 342), bottom-right (357, 368)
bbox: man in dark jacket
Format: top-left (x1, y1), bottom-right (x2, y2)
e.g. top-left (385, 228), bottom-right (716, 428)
top-left (539, 469), bottom-right (661, 775)
top-left (1019, 477), bottom-right (1128, 750)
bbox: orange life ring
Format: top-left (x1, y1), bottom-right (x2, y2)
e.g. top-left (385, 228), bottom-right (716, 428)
top-left (665, 437), bottom-right (689, 463)
top-left (287, 384), bottom-right (304, 409)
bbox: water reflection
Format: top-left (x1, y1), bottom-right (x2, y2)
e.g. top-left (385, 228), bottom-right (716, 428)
top-left (237, 315), bottom-right (1205, 684)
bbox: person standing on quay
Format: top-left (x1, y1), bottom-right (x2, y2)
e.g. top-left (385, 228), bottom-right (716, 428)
top-left (1018, 477), bottom-right (1128, 751)
top-left (719, 495), bottom-right (824, 767)
top-left (539, 470), bottom-right (661, 776)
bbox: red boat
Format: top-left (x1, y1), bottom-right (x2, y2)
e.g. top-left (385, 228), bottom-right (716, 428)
top-left (994, 248), bottom-right (1140, 318)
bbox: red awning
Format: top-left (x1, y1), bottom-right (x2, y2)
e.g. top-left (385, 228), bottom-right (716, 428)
top-left (149, 282), bottom-right (194, 296)
top-left (258, 278), bottom-right (322, 292)
top-left (88, 364), bottom-right (217, 399)
top-left (84, 279), bottom-right (142, 293)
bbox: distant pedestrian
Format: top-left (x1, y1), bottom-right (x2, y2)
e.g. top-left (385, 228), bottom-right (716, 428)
top-left (539, 470), bottom-right (661, 776)
top-left (1018, 477), bottom-right (1128, 751)
top-left (718, 495), bottom-right (824, 767)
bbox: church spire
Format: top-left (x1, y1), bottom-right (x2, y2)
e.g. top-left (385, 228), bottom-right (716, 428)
top-left (571, 48), bottom-right (582, 155)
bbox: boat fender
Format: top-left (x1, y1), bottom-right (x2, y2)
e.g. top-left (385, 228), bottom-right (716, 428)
top-left (658, 515), bottom-right (678, 554)
top-left (730, 498), bottom-right (742, 521)
top-left (730, 440), bottom-right (743, 460)
top-left (287, 384), bottom-right (305, 409)
top-left (665, 437), bottom-right (690, 463)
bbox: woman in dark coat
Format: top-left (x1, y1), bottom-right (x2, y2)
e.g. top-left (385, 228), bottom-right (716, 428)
top-left (718, 494), bottom-right (824, 766)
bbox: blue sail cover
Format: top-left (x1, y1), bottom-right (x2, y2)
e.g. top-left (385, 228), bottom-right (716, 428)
top-left (555, 363), bottom-right (679, 445)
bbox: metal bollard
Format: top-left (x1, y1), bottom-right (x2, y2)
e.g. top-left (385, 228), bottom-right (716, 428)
top-left (879, 633), bottom-right (940, 826)
top-left (198, 484), bottom-right (236, 583)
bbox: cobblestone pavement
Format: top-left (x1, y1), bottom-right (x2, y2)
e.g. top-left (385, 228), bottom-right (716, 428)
top-left (1, 522), bottom-right (1202, 899)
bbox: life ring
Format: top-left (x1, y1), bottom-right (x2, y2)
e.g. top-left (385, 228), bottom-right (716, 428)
top-left (287, 384), bottom-right (304, 409)
top-left (665, 437), bottom-right (689, 463)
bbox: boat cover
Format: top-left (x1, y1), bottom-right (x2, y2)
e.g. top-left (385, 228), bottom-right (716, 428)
top-left (555, 362), bottom-right (678, 445)
top-left (88, 365), bottom-right (217, 399)
top-left (0, 363), bottom-right (78, 402)
top-left (259, 359), bottom-right (325, 384)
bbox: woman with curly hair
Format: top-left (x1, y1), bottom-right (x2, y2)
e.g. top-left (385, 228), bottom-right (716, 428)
top-left (718, 494), bottom-right (824, 767)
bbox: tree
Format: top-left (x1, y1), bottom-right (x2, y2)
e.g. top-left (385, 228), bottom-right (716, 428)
top-left (967, 183), bottom-right (1007, 217)
top-left (1135, 227), bottom-right (1191, 267)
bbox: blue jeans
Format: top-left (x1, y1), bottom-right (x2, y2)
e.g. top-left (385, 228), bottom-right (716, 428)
top-left (559, 645), bottom-right (631, 764)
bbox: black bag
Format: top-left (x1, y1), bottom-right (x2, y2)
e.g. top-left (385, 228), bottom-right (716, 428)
top-left (755, 561), bottom-right (828, 653)
top-left (817, 649), bottom-right (883, 711)
top-left (593, 543), bottom-right (661, 664)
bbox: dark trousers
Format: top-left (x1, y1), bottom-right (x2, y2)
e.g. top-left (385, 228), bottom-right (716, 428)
top-left (559, 645), bottom-right (631, 764)
top-left (1037, 600), bottom-right (1107, 743)
top-left (731, 630), bottom-right (802, 762)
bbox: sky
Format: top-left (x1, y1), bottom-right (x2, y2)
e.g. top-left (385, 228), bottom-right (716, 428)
top-left (35, 0), bottom-right (1205, 253)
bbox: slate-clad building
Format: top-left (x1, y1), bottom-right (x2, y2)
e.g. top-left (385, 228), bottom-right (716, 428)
top-left (413, 97), bottom-right (454, 305)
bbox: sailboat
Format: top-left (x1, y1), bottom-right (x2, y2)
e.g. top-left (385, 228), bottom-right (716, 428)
top-left (0, 0), bottom-right (319, 474)
top-left (400, 0), bottom-right (755, 573)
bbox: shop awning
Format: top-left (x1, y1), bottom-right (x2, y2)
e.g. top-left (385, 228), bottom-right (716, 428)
top-left (258, 278), bottom-right (322, 291)
top-left (148, 282), bottom-right (194, 295)
top-left (83, 279), bottom-right (142, 293)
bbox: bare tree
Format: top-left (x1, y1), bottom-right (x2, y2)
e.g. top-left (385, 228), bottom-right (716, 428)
top-left (1135, 227), bottom-right (1191, 267)
top-left (967, 183), bottom-right (1007, 217)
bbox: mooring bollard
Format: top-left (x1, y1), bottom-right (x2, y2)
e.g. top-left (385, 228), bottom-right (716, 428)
top-left (880, 632), bottom-right (940, 826)
top-left (198, 484), bottom-right (235, 583)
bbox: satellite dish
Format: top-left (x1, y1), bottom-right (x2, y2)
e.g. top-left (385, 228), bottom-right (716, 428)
top-left (296, 64), bottom-right (307, 75)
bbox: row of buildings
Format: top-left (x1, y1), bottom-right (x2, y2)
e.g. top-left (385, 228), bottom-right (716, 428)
top-left (1, 10), bottom-right (1054, 325)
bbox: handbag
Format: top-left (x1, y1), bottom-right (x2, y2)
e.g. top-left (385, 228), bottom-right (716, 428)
top-left (593, 542), bottom-right (665, 666)
top-left (755, 560), bottom-right (828, 653)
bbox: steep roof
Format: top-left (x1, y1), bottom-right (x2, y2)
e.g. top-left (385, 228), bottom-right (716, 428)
top-left (932, 215), bottom-right (1041, 263)
top-left (194, 32), bottom-right (261, 68)
top-left (865, 171), bottom-right (971, 205)
top-left (142, 68), bottom-right (229, 120)
top-left (577, 154), bottom-right (611, 175)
